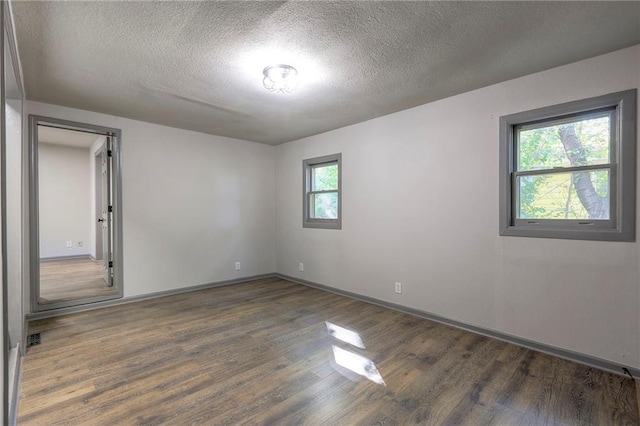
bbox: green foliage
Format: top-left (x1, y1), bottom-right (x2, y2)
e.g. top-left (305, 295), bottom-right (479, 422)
top-left (312, 164), bottom-right (339, 219)
top-left (518, 176), bottom-right (547, 218)
top-left (517, 116), bottom-right (610, 220)
top-left (313, 193), bottom-right (338, 219)
top-left (313, 164), bottom-right (338, 191)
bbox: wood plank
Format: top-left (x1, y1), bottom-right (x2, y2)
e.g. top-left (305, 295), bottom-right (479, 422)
top-left (19, 278), bottom-right (639, 425)
top-left (39, 257), bottom-right (116, 304)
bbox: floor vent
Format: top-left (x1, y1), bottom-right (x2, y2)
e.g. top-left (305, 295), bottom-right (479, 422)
top-left (28, 333), bottom-right (41, 347)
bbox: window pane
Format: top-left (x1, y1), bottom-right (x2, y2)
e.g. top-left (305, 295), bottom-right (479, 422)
top-left (312, 163), bottom-right (338, 191)
top-left (517, 170), bottom-right (610, 220)
top-left (311, 192), bottom-right (338, 219)
top-left (517, 114), bottom-right (610, 171)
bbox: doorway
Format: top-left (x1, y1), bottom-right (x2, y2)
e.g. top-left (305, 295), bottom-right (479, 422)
top-left (29, 115), bottom-right (123, 312)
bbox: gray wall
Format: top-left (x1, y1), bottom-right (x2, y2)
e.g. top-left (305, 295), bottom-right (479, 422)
top-left (274, 45), bottom-right (640, 370)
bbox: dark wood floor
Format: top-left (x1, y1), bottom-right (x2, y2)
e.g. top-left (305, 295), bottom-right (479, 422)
top-left (40, 257), bottom-right (116, 304)
top-left (19, 277), bottom-right (638, 425)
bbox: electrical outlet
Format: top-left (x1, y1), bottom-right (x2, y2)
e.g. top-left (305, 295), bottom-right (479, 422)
top-left (66, 240), bottom-right (73, 248)
top-left (235, 262), bottom-right (241, 271)
top-left (77, 241), bottom-right (83, 247)
top-left (395, 282), bottom-right (402, 294)
top-left (299, 263), bottom-right (304, 272)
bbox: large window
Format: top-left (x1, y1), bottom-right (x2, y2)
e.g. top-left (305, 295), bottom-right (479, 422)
top-left (303, 153), bottom-right (341, 229)
top-left (499, 89), bottom-right (636, 241)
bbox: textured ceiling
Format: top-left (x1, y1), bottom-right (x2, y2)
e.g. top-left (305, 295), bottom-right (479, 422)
top-left (38, 126), bottom-right (100, 149)
top-left (13, 1), bottom-right (640, 145)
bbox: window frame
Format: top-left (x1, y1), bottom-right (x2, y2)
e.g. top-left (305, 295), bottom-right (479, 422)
top-left (499, 89), bottom-right (636, 242)
top-left (303, 153), bottom-right (342, 229)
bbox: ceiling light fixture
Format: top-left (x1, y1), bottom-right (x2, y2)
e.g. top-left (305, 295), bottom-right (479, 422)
top-left (263, 64), bottom-right (298, 94)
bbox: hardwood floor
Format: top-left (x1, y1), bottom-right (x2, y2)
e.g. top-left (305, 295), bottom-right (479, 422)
top-left (19, 277), bottom-right (638, 425)
top-left (39, 257), bottom-right (116, 304)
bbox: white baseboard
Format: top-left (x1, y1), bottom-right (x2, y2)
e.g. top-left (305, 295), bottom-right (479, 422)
top-left (40, 254), bottom-right (92, 262)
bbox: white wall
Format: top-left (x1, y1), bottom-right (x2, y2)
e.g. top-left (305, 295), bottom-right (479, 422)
top-left (38, 142), bottom-right (91, 258)
top-left (275, 45), bottom-right (640, 369)
top-left (27, 101), bottom-right (276, 299)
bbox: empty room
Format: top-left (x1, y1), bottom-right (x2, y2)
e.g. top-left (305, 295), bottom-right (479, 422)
top-left (1, 1), bottom-right (639, 424)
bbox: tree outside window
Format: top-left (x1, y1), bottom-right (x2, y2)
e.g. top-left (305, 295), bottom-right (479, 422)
top-left (499, 89), bottom-right (636, 241)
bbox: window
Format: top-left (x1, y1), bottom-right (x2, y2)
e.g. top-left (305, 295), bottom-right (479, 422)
top-left (499, 89), bottom-right (636, 241)
top-left (303, 153), bottom-right (341, 229)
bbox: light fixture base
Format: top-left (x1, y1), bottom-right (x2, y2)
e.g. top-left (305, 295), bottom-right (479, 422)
top-left (263, 64), bottom-right (298, 94)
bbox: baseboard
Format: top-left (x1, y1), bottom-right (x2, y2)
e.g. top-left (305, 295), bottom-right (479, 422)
top-left (8, 345), bottom-right (21, 426)
top-left (276, 273), bottom-right (640, 379)
top-left (25, 270), bottom-right (640, 378)
top-left (40, 254), bottom-right (92, 262)
top-left (26, 273), bottom-right (277, 321)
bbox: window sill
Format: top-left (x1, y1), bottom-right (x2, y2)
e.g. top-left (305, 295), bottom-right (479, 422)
top-left (303, 220), bottom-right (341, 230)
top-left (500, 225), bottom-right (633, 242)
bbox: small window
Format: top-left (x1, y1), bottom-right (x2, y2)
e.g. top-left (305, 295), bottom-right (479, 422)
top-left (303, 153), bottom-right (341, 229)
top-left (499, 89), bottom-right (636, 241)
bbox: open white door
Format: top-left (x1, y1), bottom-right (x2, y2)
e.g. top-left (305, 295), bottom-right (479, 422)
top-left (100, 138), bottom-right (113, 287)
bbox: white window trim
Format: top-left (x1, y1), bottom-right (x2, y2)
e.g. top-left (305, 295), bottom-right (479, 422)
top-left (303, 153), bottom-right (342, 229)
top-left (499, 89), bottom-right (636, 242)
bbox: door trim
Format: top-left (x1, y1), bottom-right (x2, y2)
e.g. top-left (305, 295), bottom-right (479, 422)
top-left (28, 115), bottom-right (124, 312)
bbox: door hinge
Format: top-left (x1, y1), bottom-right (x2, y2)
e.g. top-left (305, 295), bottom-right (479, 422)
top-left (108, 205), bottom-right (113, 213)
top-left (109, 261), bottom-right (113, 268)
top-left (107, 150), bottom-right (112, 157)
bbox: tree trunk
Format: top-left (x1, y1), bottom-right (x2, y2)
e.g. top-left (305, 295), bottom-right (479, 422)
top-left (557, 125), bottom-right (608, 219)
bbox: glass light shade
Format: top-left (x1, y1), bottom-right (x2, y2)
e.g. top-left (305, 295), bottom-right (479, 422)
top-left (263, 64), bottom-right (298, 94)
